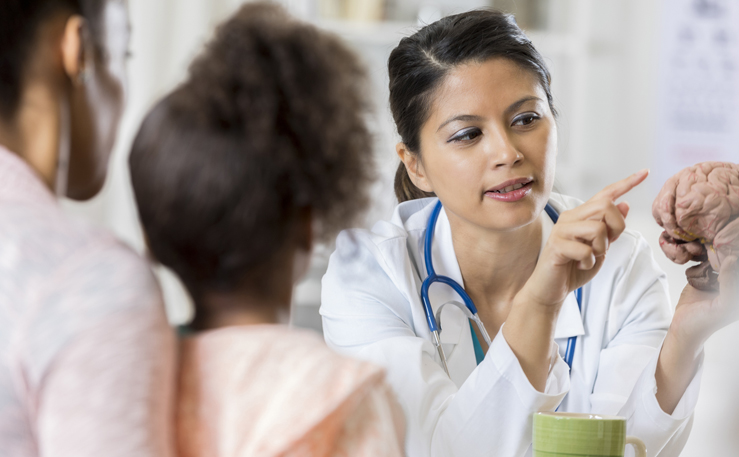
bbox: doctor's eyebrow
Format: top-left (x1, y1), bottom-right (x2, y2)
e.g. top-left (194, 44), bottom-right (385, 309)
top-left (436, 114), bottom-right (484, 132)
top-left (436, 96), bottom-right (544, 132)
top-left (504, 96), bottom-right (543, 116)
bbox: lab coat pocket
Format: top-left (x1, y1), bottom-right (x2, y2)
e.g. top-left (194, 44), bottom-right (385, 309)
top-left (590, 344), bottom-right (656, 415)
top-left (562, 369), bottom-right (593, 413)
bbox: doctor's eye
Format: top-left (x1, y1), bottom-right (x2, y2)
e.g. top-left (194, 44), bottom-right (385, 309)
top-left (512, 113), bottom-right (540, 127)
top-left (448, 127), bottom-right (482, 143)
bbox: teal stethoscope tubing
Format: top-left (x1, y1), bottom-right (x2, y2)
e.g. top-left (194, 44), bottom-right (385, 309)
top-left (420, 200), bottom-right (583, 376)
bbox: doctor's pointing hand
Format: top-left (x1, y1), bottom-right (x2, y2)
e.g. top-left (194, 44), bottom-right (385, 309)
top-left (505, 170), bottom-right (648, 392)
top-left (535, 170), bottom-right (646, 291)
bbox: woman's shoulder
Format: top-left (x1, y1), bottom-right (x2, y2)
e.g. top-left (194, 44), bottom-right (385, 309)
top-left (323, 204), bottom-right (426, 320)
top-left (328, 197), bottom-right (437, 279)
top-left (0, 198), bottom-right (163, 344)
top-left (1, 196), bottom-right (154, 286)
top-left (336, 197), bottom-right (437, 245)
top-left (178, 325), bottom-right (391, 454)
top-left (49, 221), bottom-right (161, 315)
top-left (183, 325), bottom-right (384, 382)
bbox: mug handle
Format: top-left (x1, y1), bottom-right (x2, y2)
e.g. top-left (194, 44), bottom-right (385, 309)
top-left (625, 436), bottom-right (647, 457)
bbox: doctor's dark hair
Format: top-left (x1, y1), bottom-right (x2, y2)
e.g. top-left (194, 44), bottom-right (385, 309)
top-left (129, 2), bottom-right (373, 299)
top-left (0, 0), bottom-right (106, 120)
top-left (390, 9), bottom-right (556, 202)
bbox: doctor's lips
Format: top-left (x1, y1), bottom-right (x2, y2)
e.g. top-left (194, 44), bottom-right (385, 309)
top-left (484, 177), bottom-right (534, 202)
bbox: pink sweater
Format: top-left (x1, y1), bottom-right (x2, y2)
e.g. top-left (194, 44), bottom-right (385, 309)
top-left (177, 325), bottom-right (406, 457)
top-left (0, 145), bottom-right (176, 456)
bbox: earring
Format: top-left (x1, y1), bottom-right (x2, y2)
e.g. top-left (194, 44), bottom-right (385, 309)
top-left (77, 69), bottom-right (90, 85)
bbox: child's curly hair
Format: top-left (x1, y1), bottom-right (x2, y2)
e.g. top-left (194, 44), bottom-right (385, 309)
top-left (129, 2), bottom-right (374, 298)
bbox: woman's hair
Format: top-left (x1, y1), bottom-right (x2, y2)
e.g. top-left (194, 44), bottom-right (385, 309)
top-left (129, 2), bottom-right (373, 299)
top-left (0, 0), bottom-right (106, 120)
top-left (389, 9), bottom-right (555, 202)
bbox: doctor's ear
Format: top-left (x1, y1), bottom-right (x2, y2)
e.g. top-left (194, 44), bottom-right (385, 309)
top-left (396, 142), bottom-right (433, 193)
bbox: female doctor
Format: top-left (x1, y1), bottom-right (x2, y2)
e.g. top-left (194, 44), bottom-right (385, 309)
top-left (320, 9), bottom-right (739, 457)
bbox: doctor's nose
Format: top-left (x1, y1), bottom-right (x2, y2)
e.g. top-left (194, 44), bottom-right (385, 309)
top-left (488, 132), bottom-right (524, 169)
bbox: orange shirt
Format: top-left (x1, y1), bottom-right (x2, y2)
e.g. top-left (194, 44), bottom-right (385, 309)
top-left (177, 325), bottom-right (405, 457)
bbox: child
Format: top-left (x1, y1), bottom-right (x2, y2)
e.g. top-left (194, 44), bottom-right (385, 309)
top-left (129, 3), bottom-right (405, 456)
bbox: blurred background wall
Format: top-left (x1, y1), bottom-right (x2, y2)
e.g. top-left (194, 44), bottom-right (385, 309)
top-left (62, 0), bottom-right (738, 454)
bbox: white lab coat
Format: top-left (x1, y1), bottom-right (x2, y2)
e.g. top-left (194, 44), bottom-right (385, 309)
top-left (320, 195), bottom-right (703, 457)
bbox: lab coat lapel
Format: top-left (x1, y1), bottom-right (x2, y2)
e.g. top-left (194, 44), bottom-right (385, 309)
top-left (540, 204), bottom-right (586, 340)
top-left (555, 292), bottom-right (585, 339)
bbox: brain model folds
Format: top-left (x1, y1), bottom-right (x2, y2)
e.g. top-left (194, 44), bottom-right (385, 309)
top-left (652, 162), bottom-right (739, 290)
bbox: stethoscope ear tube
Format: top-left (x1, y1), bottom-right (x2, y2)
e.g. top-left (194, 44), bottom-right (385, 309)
top-left (470, 314), bottom-right (492, 346)
top-left (435, 301), bottom-right (493, 347)
top-left (420, 276), bottom-right (439, 333)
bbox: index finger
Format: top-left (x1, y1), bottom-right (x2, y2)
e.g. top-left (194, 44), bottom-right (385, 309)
top-left (593, 169), bottom-right (649, 202)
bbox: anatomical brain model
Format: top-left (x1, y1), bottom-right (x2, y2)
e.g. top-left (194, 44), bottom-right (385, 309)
top-left (652, 162), bottom-right (739, 291)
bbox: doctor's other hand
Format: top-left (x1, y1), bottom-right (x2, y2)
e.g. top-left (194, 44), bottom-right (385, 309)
top-left (523, 169), bottom-right (649, 309)
top-left (671, 254), bottom-right (739, 349)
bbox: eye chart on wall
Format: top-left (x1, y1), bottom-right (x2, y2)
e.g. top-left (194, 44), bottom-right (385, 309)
top-left (654, 0), bottom-right (739, 187)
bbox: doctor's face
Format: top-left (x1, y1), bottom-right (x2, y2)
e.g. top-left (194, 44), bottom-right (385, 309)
top-left (406, 57), bottom-right (557, 232)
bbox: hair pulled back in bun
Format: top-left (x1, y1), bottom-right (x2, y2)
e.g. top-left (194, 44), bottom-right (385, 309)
top-left (129, 2), bottom-right (374, 297)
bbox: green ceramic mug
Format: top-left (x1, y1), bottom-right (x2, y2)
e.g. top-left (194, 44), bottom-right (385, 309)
top-left (533, 412), bottom-right (646, 457)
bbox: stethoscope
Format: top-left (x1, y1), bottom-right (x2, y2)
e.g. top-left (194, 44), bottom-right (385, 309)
top-left (420, 200), bottom-right (583, 377)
